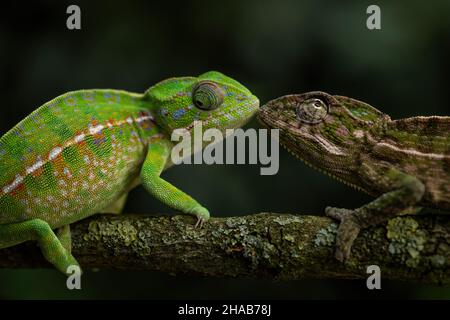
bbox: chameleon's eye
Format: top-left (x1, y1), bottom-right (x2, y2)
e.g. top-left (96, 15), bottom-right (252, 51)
top-left (296, 98), bottom-right (328, 124)
top-left (192, 81), bottom-right (224, 111)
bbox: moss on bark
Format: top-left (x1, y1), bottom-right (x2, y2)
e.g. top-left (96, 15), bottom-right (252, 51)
top-left (1, 213), bottom-right (450, 284)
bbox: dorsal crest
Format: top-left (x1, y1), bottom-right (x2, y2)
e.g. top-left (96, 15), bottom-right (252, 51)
top-left (389, 116), bottom-right (450, 137)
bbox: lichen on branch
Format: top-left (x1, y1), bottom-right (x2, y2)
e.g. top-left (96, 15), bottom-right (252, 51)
top-left (0, 213), bottom-right (450, 284)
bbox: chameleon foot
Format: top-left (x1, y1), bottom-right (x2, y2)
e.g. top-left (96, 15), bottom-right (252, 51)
top-left (195, 216), bottom-right (207, 228)
top-left (325, 207), bottom-right (362, 262)
top-left (325, 207), bottom-right (353, 221)
top-left (188, 206), bottom-right (210, 229)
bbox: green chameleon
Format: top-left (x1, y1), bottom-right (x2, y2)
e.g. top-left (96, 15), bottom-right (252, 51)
top-left (0, 71), bottom-right (259, 274)
top-left (258, 91), bottom-right (450, 261)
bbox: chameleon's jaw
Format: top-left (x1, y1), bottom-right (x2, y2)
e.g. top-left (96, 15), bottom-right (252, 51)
top-left (258, 97), bottom-right (303, 139)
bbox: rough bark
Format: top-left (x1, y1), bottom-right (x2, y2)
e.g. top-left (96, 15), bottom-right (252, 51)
top-left (1, 213), bottom-right (450, 284)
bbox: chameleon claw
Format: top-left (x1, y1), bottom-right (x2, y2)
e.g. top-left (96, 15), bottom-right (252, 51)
top-left (194, 216), bottom-right (206, 229)
top-left (189, 206), bottom-right (210, 229)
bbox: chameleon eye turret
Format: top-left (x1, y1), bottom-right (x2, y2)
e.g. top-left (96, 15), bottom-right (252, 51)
top-left (296, 98), bottom-right (329, 124)
top-left (192, 81), bottom-right (224, 110)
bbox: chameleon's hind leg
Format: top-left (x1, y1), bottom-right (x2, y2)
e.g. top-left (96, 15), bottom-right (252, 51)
top-left (56, 225), bottom-right (72, 254)
top-left (0, 219), bottom-right (80, 275)
top-left (326, 169), bottom-right (425, 262)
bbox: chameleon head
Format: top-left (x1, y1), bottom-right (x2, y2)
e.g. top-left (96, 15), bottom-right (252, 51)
top-left (145, 71), bottom-right (259, 134)
top-left (259, 91), bottom-right (390, 181)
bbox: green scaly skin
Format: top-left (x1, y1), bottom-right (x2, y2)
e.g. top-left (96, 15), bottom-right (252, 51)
top-left (0, 71), bottom-right (259, 275)
top-left (258, 91), bottom-right (450, 261)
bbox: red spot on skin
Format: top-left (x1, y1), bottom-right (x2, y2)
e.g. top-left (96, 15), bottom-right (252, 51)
top-left (52, 156), bottom-right (67, 175)
top-left (76, 142), bottom-right (95, 163)
top-left (93, 133), bottom-right (105, 144)
top-left (137, 111), bottom-right (153, 130)
top-left (10, 183), bottom-right (25, 196)
top-left (78, 140), bottom-right (87, 147)
top-left (336, 126), bottom-right (350, 137)
top-left (324, 116), bottom-right (335, 125)
top-left (31, 167), bottom-right (44, 178)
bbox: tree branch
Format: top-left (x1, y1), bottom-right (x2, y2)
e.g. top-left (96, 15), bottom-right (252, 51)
top-left (1, 213), bottom-right (450, 284)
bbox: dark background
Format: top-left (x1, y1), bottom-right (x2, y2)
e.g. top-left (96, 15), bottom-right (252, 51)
top-left (1, 0), bottom-right (449, 299)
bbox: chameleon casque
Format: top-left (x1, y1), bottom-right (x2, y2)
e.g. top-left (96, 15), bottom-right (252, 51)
top-left (258, 91), bottom-right (450, 261)
top-left (0, 71), bottom-right (259, 274)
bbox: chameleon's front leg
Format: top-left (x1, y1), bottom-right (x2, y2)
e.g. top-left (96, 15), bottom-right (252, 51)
top-left (326, 169), bottom-right (425, 261)
top-left (140, 139), bottom-right (210, 227)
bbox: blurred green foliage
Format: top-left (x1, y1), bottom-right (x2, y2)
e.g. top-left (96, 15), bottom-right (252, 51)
top-left (0, 0), bottom-right (449, 299)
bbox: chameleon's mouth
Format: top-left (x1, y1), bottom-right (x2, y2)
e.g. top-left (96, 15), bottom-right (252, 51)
top-left (252, 98), bottom-right (260, 110)
top-left (257, 104), bottom-right (287, 132)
